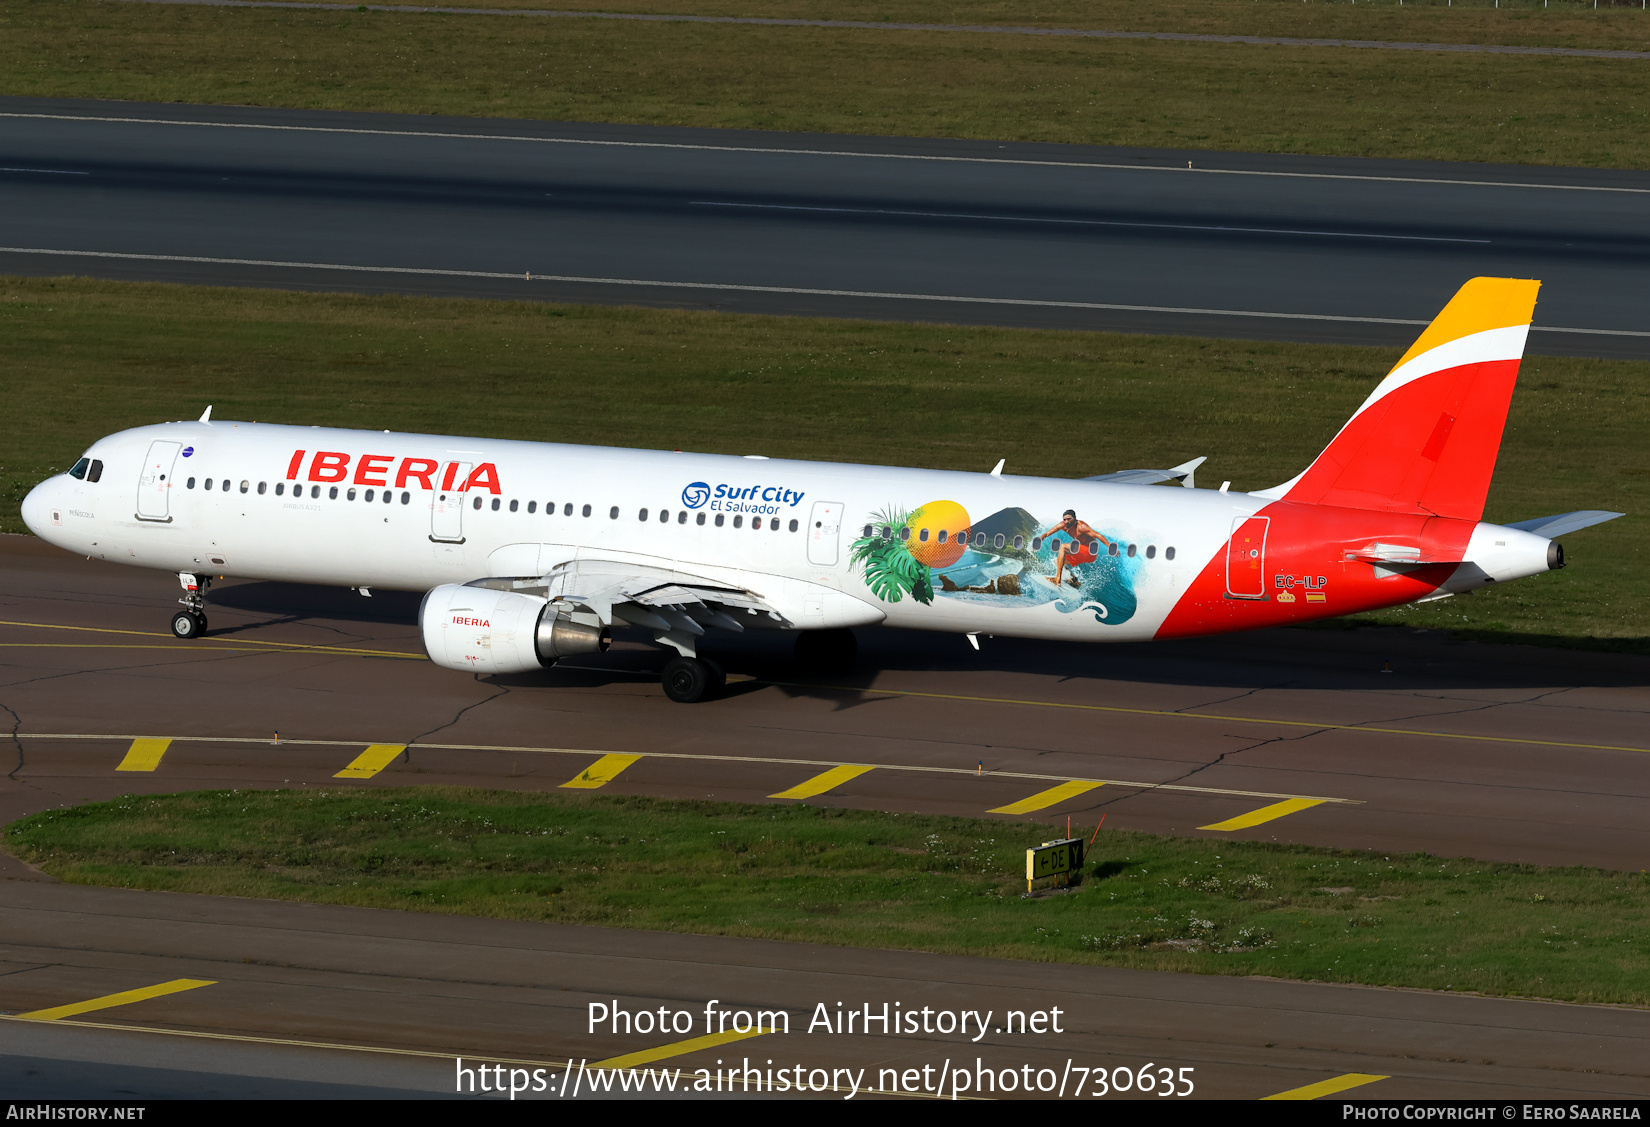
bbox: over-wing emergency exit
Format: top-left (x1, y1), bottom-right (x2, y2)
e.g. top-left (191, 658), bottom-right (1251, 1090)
top-left (22, 278), bottom-right (1623, 702)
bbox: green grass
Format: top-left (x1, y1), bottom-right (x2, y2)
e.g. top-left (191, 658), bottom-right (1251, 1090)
top-left (5, 0), bottom-right (1650, 166)
top-left (7, 787), bottom-right (1648, 1004)
top-left (4, 275), bottom-right (1644, 649)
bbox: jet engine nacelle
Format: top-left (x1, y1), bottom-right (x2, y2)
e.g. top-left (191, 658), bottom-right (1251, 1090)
top-left (419, 583), bottom-right (609, 674)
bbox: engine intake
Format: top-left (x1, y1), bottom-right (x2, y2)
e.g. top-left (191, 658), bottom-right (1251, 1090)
top-left (419, 583), bottom-right (609, 674)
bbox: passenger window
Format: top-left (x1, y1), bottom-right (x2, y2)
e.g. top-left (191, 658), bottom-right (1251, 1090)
top-left (789, 519), bottom-right (798, 532)
top-left (919, 529), bottom-right (929, 542)
top-left (1108, 542), bottom-right (1118, 556)
top-left (1165, 546), bottom-right (1176, 560)
top-left (734, 515), bottom-right (744, 528)
top-left (258, 482), bottom-right (267, 495)
top-left (275, 482), bottom-right (284, 496)
top-left (639, 508), bottom-right (649, 521)
top-left (677, 511), bottom-right (687, 524)
top-left (527, 501), bottom-right (536, 513)
top-left (881, 526), bottom-right (892, 540)
top-left (994, 534), bottom-right (1005, 549)
top-left (660, 509), bottom-right (670, 523)
top-left (899, 527), bottom-right (910, 541)
top-left (974, 532), bottom-right (985, 547)
top-left (363, 488), bottom-right (373, 501)
top-left (610, 506), bottom-right (619, 519)
top-left (329, 486), bottom-right (339, 500)
top-left (187, 477), bottom-right (197, 489)
top-left (696, 512), bottom-right (706, 525)
top-left (1127, 543), bottom-right (1137, 558)
top-left (715, 514), bottom-right (725, 527)
top-left (938, 530), bottom-right (948, 543)
top-left (472, 496), bottom-right (482, 510)
top-left (401, 491), bottom-right (411, 504)
top-left (509, 499), bottom-right (519, 512)
top-left (1031, 536), bottom-right (1042, 550)
top-left (240, 480), bottom-right (250, 494)
top-left (346, 488), bottom-right (356, 501)
top-left (1012, 535), bottom-right (1023, 549)
top-left (1146, 545), bottom-right (1156, 559)
top-left (205, 478), bottom-right (213, 490)
top-left (863, 525), bottom-right (873, 537)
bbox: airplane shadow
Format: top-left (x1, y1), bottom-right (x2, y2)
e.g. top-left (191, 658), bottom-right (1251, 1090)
top-left (201, 580), bottom-right (1648, 695)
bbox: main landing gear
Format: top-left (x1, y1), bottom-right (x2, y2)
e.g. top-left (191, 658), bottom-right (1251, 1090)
top-left (661, 654), bottom-right (726, 704)
top-left (171, 571), bottom-right (209, 638)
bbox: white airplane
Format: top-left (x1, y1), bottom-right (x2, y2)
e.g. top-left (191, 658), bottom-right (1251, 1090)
top-left (22, 278), bottom-right (1622, 702)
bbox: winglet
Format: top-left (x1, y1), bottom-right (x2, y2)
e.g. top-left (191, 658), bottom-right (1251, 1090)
top-left (1171, 456), bottom-right (1206, 489)
top-left (199, 406), bottom-right (213, 423)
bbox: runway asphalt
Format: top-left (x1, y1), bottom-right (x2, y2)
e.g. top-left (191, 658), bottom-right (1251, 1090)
top-left (2, 97), bottom-right (1649, 358)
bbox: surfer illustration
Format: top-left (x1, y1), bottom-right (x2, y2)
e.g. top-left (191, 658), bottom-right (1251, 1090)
top-left (1039, 510), bottom-right (1112, 588)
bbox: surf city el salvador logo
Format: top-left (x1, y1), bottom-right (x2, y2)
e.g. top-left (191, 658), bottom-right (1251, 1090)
top-left (680, 481), bottom-right (806, 513)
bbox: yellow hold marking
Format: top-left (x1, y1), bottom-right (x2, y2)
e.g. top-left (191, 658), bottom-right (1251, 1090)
top-left (1201, 797), bottom-right (1325, 831)
top-left (591, 1026), bottom-right (776, 1070)
top-left (18, 979), bottom-right (216, 1021)
top-left (561, 753), bottom-right (642, 789)
top-left (333, 743), bottom-right (407, 779)
top-left (115, 738), bottom-right (170, 772)
top-left (769, 764), bottom-right (874, 800)
top-left (1262, 1073), bottom-right (1388, 1101)
top-left (989, 780), bottom-right (1105, 814)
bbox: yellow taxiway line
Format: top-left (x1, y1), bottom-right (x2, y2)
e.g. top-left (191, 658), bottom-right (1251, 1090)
top-left (561, 753), bottom-right (643, 789)
top-left (988, 780), bottom-right (1105, 815)
top-left (1262, 1072), bottom-right (1388, 1100)
top-left (18, 978), bottom-right (215, 1021)
top-left (1201, 797), bottom-right (1327, 831)
top-left (770, 764), bottom-right (875, 800)
top-left (335, 743), bottom-right (409, 779)
top-left (115, 737), bottom-right (171, 772)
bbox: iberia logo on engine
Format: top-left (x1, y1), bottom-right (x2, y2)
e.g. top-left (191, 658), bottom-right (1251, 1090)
top-left (452, 616), bottom-right (491, 627)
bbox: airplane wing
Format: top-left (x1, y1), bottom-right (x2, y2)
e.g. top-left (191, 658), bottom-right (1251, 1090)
top-left (1506, 510), bottom-right (1625, 539)
top-left (542, 559), bottom-right (786, 656)
top-left (1082, 456), bottom-right (1206, 488)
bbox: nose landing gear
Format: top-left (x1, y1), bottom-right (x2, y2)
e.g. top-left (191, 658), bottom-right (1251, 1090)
top-left (172, 571), bottom-right (209, 638)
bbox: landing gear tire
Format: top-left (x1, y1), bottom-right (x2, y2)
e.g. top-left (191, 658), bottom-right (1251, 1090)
top-left (662, 655), bottom-right (721, 703)
top-left (793, 628), bottom-right (857, 675)
top-left (170, 610), bottom-right (206, 639)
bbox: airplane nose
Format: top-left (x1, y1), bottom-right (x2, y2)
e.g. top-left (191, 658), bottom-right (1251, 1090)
top-left (20, 477), bottom-right (59, 539)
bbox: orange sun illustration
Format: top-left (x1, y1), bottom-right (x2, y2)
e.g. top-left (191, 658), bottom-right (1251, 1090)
top-left (906, 499), bottom-right (971, 569)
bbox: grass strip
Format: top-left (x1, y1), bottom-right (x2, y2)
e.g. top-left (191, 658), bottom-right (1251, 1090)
top-left (7, 786), bottom-right (1648, 1005)
top-left (3, 1), bottom-right (1650, 166)
top-left (4, 275), bottom-right (1644, 649)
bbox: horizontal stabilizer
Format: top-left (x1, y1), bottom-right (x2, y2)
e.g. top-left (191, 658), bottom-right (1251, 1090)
top-left (1085, 456), bottom-right (1206, 489)
top-left (1506, 510), bottom-right (1625, 539)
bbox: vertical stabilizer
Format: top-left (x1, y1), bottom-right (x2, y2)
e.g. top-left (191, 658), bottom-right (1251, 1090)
top-left (1259, 277), bottom-right (1540, 521)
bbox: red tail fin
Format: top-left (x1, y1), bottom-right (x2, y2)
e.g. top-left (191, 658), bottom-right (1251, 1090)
top-left (1262, 278), bottom-right (1540, 521)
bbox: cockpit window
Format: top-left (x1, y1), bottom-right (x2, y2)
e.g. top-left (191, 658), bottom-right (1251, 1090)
top-left (88, 459), bottom-right (102, 483)
top-left (68, 458), bottom-right (90, 480)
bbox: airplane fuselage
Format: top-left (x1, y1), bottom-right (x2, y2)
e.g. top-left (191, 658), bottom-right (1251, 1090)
top-left (23, 419), bottom-right (1555, 645)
